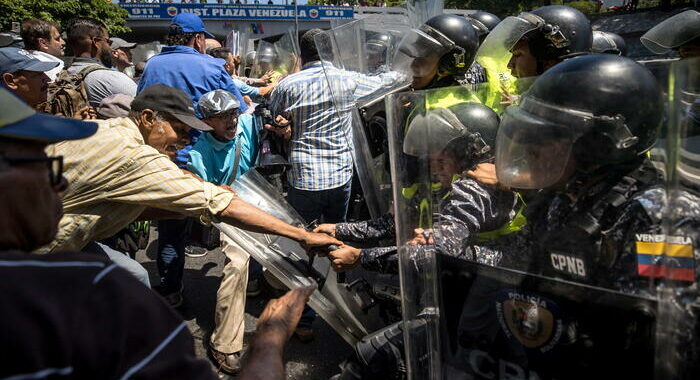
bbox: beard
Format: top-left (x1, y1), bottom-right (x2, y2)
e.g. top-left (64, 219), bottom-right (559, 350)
top-left (99, 49), bottom-right (113, 67)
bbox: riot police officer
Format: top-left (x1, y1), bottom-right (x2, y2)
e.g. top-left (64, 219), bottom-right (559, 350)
top-left (493, 54), bottom-right (668, 291)
top-left (466, 10), bottom-right (502, 43)
top-left (398, 13), bottom-right (481, 90)
top-left (505, 5), bottom-right (592, 78)
top-left (317, 102), bottom-right (518, 274)
top-left (592, 30), bottom-right (628, 56)
top-left (366, 31), bottom-right (394, 74)
top-left (462, 10), bottom-right (502, 86)
top-left (641, 9), bottom-right (700, 59)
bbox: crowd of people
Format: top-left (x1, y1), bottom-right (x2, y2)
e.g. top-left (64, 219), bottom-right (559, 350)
top-left (0, 3), bottom-right (698, 380)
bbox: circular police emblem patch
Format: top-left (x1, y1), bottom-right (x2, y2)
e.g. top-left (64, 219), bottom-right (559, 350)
top-left (167, 7), bottom-right (178, 17)
top-left (495, 290), bottom-right (563, 353)
top-left (309, 9), bottom-right (319, 18)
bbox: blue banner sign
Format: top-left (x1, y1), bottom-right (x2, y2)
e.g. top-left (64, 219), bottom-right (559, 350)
top-left (120, 3), bottom-right (354, 21)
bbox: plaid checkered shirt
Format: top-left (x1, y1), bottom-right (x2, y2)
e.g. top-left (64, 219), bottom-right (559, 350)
top-left (269, 61), bottom-right (405, 191)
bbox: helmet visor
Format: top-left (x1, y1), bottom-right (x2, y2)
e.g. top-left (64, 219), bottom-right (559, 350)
top-left (398, 24), bottom-right (454, 59)
top-left (476, 14), bottom-right (542, 60)
top-left (403, 109), bottom-right (466, 156)
top-left (496, 105), bottom-right (574, 189)
top-left (641, 10), bottom-right (700, 54)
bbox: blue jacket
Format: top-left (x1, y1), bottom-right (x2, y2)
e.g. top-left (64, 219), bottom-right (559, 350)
top-left (137, 45), bottom-right (248, 166)
top-left (137, 45), bottom-right (247, 117)
top-left (187, 114), bottom-right (259, 185)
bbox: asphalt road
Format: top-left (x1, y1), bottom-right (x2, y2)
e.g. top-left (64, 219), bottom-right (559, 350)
top-left (136, 227), bottom-right (352, 379)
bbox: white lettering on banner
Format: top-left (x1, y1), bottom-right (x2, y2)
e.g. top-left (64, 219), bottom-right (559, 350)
top-left (549, 253), bottom-right (586, 277)
top-left (181, 8), bottom-right (210, 17)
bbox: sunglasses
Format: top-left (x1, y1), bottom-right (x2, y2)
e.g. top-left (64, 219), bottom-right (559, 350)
top-left (1, 155), bottom-right (64, 186)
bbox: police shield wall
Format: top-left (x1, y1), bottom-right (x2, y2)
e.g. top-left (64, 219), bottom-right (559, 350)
top-left (389, 57), bottom-right (667, 379)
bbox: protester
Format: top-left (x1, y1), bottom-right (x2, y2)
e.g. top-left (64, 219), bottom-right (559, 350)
top-left (20, 19), bottom-right (65, 81)
top-left (110, 36), bottom-right (137, 74)
top-left (0, 86), bottom-right (317, 379)
top-left (184, 90), bottom-right (260, 373)
top-left (137, 12), bottom-right (248, 306)
top-left (268, 28), bottom-right (404, 341)
top-left (65, 17), bottom-right (137, 107)
top-left (0, 46), bottom-right (57, 109)
top-left (40, 84), bottom-right (339, 285)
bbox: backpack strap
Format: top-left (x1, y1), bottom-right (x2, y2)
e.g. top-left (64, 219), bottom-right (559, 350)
top-left (76, 64), bottom-right (109, 80)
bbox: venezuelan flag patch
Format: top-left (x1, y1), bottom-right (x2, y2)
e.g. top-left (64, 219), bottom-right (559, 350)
top-left (635, 234), bottom-right (695, 282)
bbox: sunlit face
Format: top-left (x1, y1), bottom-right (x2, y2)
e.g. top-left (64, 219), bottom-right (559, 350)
top-left (204, 110), bottom-right (239, 142)
top-left (411, 56), bottom-right (440, 89)
top-left (44, 26), bottom-right (65, 57)
top-left (145, 117), bottom-right (192, 160)
top-left (4, 70), bottom-right (51, 109)
top-left (508, 40), bottom-right (538, 78)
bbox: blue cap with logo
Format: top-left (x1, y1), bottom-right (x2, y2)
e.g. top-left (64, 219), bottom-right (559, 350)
top-left (170, 12), bottom-right (215, 39)
top-left (0, 87), bottom-right (97, 143)
top-left (0, 47), bottom-right (59, 74)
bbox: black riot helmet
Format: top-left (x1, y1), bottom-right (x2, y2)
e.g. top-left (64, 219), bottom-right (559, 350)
top-left (592, 31), bottom-right (628, 56)
top-left (366, 31), bottom-right (393, 71)
top-left (257, 44), bottom-right (276, 63)
top-left (641, 10), bottom-right (700, 56)
top-left (399, 13), bottom-right (480, 77)
top-left (524, 5), bottom-right (593, 61)
top-left (404, 102), bottom-right (500, 169)
top-left (466, 11), bottom-right (501, 42)
top-left (496, 55), bottom-right (663, 190)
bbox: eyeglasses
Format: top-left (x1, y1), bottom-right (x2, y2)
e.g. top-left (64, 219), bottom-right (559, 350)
top-left (1, 155), bottom-right (64, 186)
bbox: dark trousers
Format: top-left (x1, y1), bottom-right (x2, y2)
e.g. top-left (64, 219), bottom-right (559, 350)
top-left (286, 179), bottom-right (352, 328)
top-left (157, 218), bottom-right (190, 294)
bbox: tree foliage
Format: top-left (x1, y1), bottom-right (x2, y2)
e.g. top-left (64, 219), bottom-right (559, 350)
top-left (0, 0), bottom-right (130, 35)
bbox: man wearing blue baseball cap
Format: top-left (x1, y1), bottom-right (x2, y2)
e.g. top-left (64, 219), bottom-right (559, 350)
top-left (137, 12), bottom-right (246, 117)
top-left (0, 46), bottom-right (58, 109)
top-left (0, 85), bottom-right (318, 380)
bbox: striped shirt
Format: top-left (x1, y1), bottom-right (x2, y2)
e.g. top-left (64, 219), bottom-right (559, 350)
top-left (41, 117), bottom-right (235, 253)
top-left (0, 251), bottom-right (217, 380)
top-left (269, 61), bottom-right (405, 191)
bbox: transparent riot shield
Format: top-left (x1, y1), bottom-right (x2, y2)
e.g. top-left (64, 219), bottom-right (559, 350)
top-left (215, 170), bottom-right (385, 345)
top-left (389, 82), bottom-right (661, 379)
top-left (656, 57), bottom-right (700, 380)
top-left (225, 30), bottom-right (251, 77)
top-left (250, 31), bottom-right (299, 80)
top-left (314, 18), bottom-right (411, 219)
top-left (405, 0), bottom-right (443, 28)
top-left (473, 14), bottom-right (541, 114)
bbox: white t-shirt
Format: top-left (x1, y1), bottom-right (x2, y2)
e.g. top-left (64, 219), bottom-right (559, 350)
top-left (29, 50), bottom-right (64, 82)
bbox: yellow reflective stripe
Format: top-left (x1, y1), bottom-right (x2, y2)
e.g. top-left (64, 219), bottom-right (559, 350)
top-left (474, 192), bottom-right (527, 242)
top-left (402, 184), bottom-right (419, 199)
